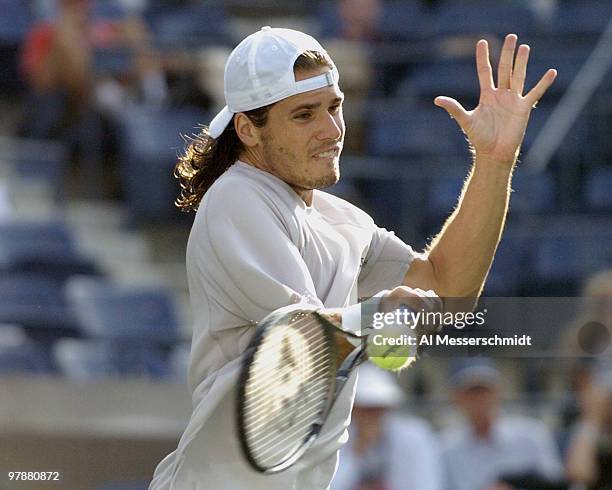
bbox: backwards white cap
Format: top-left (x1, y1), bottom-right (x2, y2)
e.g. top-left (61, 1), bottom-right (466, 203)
top-left (208, 26), bottom-right (340, 138)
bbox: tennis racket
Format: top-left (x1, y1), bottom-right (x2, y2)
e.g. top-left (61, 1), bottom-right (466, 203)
top-left (236, 303), bottom-right (366, 474)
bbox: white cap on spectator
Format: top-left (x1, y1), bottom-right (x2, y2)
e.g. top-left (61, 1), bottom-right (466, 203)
top-left (208, 26), bottom-right (340, 138)
top-left (354, 364), bottom-right (405, 408)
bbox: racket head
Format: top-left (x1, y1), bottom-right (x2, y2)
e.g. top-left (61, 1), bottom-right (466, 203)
top-left (237, 304), bottom-right (339, 473)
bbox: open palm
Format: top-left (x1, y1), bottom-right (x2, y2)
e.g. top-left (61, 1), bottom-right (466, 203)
top-left (435, 34), bottom-right (557, 165)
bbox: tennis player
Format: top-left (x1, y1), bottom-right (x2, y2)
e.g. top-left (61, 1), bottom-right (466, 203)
top-left (149, 27), bottom-right (556, 489)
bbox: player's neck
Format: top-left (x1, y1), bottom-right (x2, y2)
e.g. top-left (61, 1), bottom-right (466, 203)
top-left (239, 155), bottom-right (314, 206)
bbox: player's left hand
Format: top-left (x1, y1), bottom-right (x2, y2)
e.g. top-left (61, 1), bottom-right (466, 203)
top-left (434, 34), bottom-right (557, 166)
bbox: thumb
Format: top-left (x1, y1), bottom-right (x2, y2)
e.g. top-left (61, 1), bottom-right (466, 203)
top-left (434, 96), bottom-right (470, 132)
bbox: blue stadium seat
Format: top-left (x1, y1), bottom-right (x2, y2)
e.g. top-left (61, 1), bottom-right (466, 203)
top-left (584, 166), bottom-right (612, 211)
top-left (169, 342), bottom-right (190, 384)
top-left (484, 227), bottom-right (532, 296)
top-left (0, 275), bottom-right (78, 335)
top-left (552, 1), bottom-right (612, 36)
top-left (0, 220), bottom-right (100, 281)
top-left (425, 163), bottom-right (468, 220)
top-left (521, 104), bottom-right (592, 164)
top-left (65, 277), bottom-right (179, 344)
top-left (148, 4), bottom-right (232, 49)
top-left (0, 138), bottom-right (69, 196)
top-left (0, 325), bottom-right (54, 374)
top-left (510, 170), bottom-right (556, 214)
top-left (53, 338), bottom-right (169, 381)
top-left (317, 1), bottom-right (429, 41)
top-left (367, 102), bottom-right (467, 157)
top-left (523, 52), bottom-right (586, 100)
top-left (0, 221), bottom-right (75, 259)
top-left (378, 1), bottom-right (430, 41)
top-left (94, 48), bottom-right (133, 76)
top-left (0, 0), bottom-right (32, 43)
top-left (432, 2), bottom-right (535, 37)
top-left (531, 218), bottom-right (612, 285)
top-left (395, 58), bottom-right (480, 103)
top-left (118, 107), bottom-right (209, 219)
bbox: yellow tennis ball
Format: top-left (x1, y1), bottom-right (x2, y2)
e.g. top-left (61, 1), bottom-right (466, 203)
top-left (366, 321), bottom-right (417, 371)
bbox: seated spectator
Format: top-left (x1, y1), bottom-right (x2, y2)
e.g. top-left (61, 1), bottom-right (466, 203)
top-left (19, 0), bottom-right (166, 198)
top-left (333, 363), bottom-right (442, 490)
top-left (441, 358), bottom-right (566, 490)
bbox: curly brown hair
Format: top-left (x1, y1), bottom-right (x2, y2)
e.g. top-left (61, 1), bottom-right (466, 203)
top-left (174, 50), bottom-right (334, 212)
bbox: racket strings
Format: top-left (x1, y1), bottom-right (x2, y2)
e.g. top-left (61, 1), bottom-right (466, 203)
top-left (244, 375), bottom-right (331, 433)
top-left (241, 312), bottom-right (336, 468)
top-left (242, 332), bottom-right (331, 402)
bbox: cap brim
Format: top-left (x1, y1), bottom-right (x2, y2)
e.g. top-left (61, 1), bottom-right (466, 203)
top-left (208, 106), bottom-right (234, 139)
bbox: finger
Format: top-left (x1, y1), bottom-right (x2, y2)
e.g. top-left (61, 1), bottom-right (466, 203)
top-left (497, 34), bottom-right (517, 90)
top-left (476, 39), bottom-right (494, 91)
top-left (510, 44), bottom-right (530, 94)
top-left (525, 69), bottom-right (557, 106)
top-left (434, 96), bottom-right (471, 133)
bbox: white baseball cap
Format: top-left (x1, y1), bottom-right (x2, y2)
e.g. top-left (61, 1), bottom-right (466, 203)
top-left (207, 26), bottom-right (340, 139)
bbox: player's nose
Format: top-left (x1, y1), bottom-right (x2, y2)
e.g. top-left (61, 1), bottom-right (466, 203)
top-left (317, 112), bottom-right (343, 141)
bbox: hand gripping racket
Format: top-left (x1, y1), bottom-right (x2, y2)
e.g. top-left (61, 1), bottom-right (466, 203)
top-left (236, 303), bottom-right (367, 474)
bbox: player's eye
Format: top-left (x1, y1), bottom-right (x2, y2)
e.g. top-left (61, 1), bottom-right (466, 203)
top-left (329, 105), bottom-right (340, 114)
top-left (294, 112), bottom-right (312, 120)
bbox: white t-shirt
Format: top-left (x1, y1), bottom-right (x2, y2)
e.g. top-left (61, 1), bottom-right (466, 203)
top-left (150, 161), bottom-right (418, 490)
top-left (332, 413), bottom-right (443, 490)
top-left (441, 415), bottom-right (565, 490)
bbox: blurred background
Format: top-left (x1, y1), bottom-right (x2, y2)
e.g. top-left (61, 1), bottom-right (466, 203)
top-left (0, 0), bottom-right (610, 488)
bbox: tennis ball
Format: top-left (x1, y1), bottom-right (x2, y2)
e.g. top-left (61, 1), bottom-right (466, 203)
top-left (366, 320), bottom-right (417, 371)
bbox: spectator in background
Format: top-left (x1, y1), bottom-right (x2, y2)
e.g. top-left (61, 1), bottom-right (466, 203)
top-left (333, 363), bottom-right (442, 490)
top-left (557, 270), bottom-right (612, 489)
top-left (565, 360), bottom-right (612, 489)
top-left (19, 0), bottom-right (166, 197)
top-left (336, 0), bottom-right (382, 42)
top-left (555, 270), bottom-right (612, 435)
top-left (441, 358), bottom-right (566, 490)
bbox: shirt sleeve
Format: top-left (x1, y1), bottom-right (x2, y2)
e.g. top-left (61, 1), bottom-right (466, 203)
top-left (358, 226), bottom-right (423, 299)
top-left (204, 177), bottom-right (323, 323)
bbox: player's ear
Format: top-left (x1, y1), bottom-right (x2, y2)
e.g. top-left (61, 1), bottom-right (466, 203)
top-left (234, 113), bottom-right (261, 148)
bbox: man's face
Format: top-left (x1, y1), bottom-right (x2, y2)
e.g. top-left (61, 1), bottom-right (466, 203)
top-left (455, 384), bottom-right (499, 426)
top-left (256, 66), bottom-right (345, 195)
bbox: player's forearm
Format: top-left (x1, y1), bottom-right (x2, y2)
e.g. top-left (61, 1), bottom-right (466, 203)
top-left (425, 154), bottom-right (514, 298)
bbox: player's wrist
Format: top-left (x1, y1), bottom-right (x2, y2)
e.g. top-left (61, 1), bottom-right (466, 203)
top-left (341, 290), bottom-right (390, 343)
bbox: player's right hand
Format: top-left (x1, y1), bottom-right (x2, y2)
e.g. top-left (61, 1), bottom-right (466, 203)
top-left (379, 285), bottom-right (443, 338)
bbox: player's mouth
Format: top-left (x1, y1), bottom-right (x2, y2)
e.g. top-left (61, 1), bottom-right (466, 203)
top-left (312, 147), bottom-right (340, 160)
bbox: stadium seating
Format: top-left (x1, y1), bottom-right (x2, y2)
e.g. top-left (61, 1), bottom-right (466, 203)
top-left (431, 1), bottom-right (535, 38)
top-left (53, 338), bottom-right (169, 381)
top-left (395, 57), bottom-right (480, 105)
top-left (147, 3), bottom-right (233, 49)
top-left (552, 0), bottom-right (612, 36)
top-left (168, 342), bottom-right (190, 384)
top-left (367, 102), bottom-right (468, 157)
top-left (0, 324), bottom-right (54, 374)
top-left (584, 166), bottom-right (612, 211)
top-left (0, 137), bottom-right (69, 199)
top-left (510, 170), bottom-right (556, 214)
top-left (65, 277), bottom-right (179, 344)
top-left (0, 219), bottom-right (101, 282)
top-left (0, 274), bottom-right (79, 337)
top-left (528, 217), bottom-right (612, 293)
top-left (117, 107), bottom-right (209, 219)
top-left (484, 227), bottom-right (533, 297)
